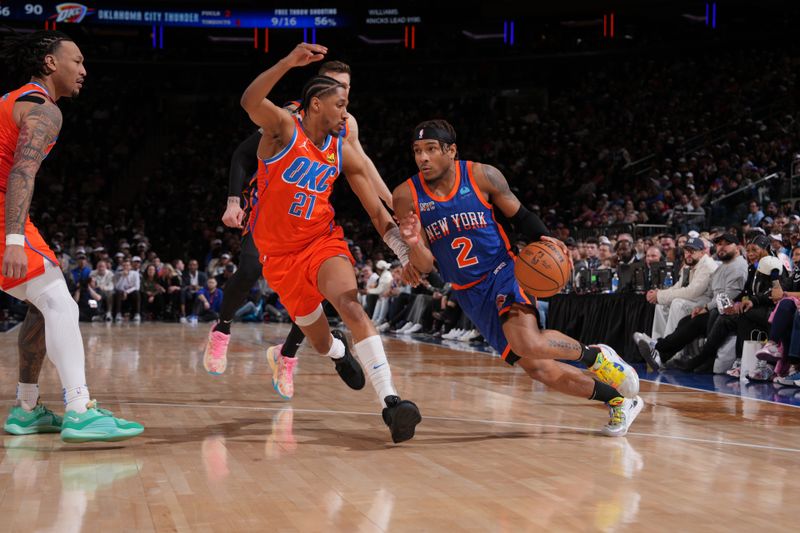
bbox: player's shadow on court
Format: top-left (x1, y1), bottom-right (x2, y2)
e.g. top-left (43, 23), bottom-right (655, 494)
top-left (142, 417), bottom-right (285, 445)
top-left (142, 417), bottom-right (584, 451)
top-left (140, 417), bottom-right (391, 451)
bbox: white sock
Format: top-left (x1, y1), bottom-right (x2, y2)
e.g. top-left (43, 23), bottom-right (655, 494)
top-left (326, 335), bottom-right (345, 360)
top-left (353, 335), bottom-right (397, 408)
top-left (16, 382), bottom-right (39, 411)
top-left (63, 385), bottom-right (91, 414)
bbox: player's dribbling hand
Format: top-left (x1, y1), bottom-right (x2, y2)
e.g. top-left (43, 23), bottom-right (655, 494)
top-left (540, 236), bottom-right (572, 270)
top-left (283, 43), bottom-right (328, 68)
top-left (399, 213), bottom-right (422, 246)
top-left (222, 203), bottom-right (245, 229)
top-left (2, 245), bottom-right (28, 279)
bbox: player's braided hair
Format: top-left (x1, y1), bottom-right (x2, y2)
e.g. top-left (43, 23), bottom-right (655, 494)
top-left (300, 75), bottom-right (345, 111)
top-left (0, 30), bottom-right (73, 79)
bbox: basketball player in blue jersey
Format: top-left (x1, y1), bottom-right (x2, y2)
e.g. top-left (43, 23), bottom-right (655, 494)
top-left (206, 55), bottom-right (409, 402)
top-left (393, 120), bottom-right (643, 436)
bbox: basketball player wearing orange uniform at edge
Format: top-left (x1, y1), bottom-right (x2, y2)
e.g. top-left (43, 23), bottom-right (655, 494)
top-left (393, 119), bottom-right (643, 436)
top-left (241, 42), bottom-right (421, 443)
top-left (0, 31), bottom-right (142, 442)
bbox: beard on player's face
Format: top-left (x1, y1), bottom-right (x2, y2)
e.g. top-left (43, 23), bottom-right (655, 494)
top-left (416, 145), bottom-right (455, 183)
top-left (421, 158), bottom-right (451, 182)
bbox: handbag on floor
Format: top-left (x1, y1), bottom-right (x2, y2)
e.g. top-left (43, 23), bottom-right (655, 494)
top-left (740, 330), bottom-right (768, 380)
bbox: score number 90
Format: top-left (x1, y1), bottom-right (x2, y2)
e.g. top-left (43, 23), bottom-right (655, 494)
top-left (0, 4), bottom-right (45, 16)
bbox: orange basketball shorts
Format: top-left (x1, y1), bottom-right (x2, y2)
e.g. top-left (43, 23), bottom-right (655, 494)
top-left (262, 225), bottom-right (355, 321)
top-left (0, 195), bottom-right (59, 291)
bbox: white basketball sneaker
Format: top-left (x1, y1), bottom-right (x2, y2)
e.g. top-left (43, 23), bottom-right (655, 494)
top-left (602, 396), bottom-right (644, 437)
top-left (588, 344), bottom-right (640, 398)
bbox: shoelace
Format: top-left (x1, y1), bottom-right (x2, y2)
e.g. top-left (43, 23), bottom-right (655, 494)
top-left (609, 404), bottom-right (625, 426)
top-left (281, 357), bottom-right (298, 373)
top-left (35, 403), bottom-right (56, 416)
top-left (86, 400), bottom-right (115, 417)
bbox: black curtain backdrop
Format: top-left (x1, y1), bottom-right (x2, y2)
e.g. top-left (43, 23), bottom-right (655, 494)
top-left (547, 294), bottom-right (655, 363)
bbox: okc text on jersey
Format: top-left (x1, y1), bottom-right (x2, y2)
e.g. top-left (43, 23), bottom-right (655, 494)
top-left (281, 156), bottom-right (336, 193)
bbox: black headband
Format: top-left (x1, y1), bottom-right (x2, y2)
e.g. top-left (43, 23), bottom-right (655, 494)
top-left (412, 126), bottom-right (455, 145)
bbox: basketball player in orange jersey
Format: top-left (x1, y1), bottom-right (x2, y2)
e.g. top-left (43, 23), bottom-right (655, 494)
top-left (206, 60), bottom-right (401, 400)
top-left (394, 119), bottom-right (643, 436)
top-left (240, 43), bottom-right (421, 443)
top-left (0, 31), bottom-right (143, 442)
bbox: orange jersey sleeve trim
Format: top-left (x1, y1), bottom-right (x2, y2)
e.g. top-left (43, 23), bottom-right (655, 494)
top-left (466, 161), bottom-right (493, 210)
top-left (263, 126), bottom-right (298, 164)
top-left (406, 178), bottom-right (422, 221)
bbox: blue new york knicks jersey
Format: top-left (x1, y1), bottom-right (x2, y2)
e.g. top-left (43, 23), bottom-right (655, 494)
top-left (408, 160), bottom-right (535, 365)
top-left (407, 160), bottom-right (513, 288)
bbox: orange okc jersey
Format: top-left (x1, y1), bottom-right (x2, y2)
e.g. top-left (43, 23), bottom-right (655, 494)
top-left (0, 82), bottom-right (57, 191)
top-left (252, 116), bottom-right (343, 256)
top-left (0, 82), bottom-right (59, 290)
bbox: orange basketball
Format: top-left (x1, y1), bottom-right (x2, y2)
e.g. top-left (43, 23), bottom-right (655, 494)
top-left (515, 240), bottom-right (572, 298)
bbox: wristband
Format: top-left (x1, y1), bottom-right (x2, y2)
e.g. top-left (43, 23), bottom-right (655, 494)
top-left (383, 227), bottom-right (410, 266)
top-left (5, 234), bottom-right (24, 246)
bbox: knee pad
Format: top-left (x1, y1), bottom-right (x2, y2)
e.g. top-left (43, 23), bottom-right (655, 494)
top-left (295, 304), bottom-right (323, 326)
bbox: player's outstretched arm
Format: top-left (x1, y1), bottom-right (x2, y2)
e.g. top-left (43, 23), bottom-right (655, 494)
top-left (346, 115), bottom-right (393, 208)
top-left (240, 43), bottom-right (326, 137)
top-left (392, 182), bottom-right (435, 274)
top-left (2, 101), bottom-right (62, 279)
top-left (341, 143), bottom-right (411, 265)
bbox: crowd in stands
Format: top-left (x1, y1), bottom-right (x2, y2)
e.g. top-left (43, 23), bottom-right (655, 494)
top-left (2, 32), bottom-right (799, 386)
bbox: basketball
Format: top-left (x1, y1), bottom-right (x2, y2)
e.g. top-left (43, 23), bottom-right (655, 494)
top-left (515, 240), bottom-right (572, 298)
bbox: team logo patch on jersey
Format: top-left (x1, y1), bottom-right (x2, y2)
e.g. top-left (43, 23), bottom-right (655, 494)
top-left (326, 152), bottom-right (336, 164)
top-left (495, 294), bottom-right (507, 310)
top-left (420, 201), bottom-right (436, 212)
top-left (459, 186), bottom-right (471, 196)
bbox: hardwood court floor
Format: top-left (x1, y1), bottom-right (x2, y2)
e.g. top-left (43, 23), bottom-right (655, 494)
top-left (0, 322), bottom-right (798, 532)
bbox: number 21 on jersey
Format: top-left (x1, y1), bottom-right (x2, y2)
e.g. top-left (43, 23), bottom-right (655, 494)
top-left (288, 192), bottom-right (316, 220)
top-left (451, 237), bottom-right (478, 268)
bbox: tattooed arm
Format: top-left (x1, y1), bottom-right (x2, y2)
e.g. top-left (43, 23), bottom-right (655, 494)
top-left (2, 101), bottom-right (63, 279)
top-left (473, 162), bottom-right (565, 255)
top-left (472, 163), bottom-right (521, 218)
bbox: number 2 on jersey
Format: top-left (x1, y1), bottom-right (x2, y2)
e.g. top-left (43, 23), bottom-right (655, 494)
top-left (452, 237), bottom-right (479, 268)
top-left (288, 192), bottom-right (317, 220)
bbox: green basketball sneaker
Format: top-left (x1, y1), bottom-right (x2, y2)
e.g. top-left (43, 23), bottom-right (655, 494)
top-left (4, 403), bottom-right (63, 435)
top-left (60, 400), bottom-right (144, 443)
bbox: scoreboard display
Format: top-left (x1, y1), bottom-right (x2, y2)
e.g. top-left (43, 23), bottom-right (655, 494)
top-left (0, 2), bottom-right (345, 28)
